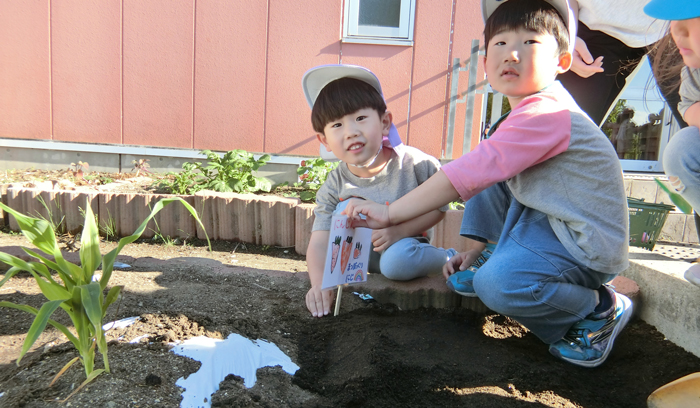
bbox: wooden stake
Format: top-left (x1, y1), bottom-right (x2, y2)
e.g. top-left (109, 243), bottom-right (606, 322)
top-left (333, 285), bottom-right (343, 316)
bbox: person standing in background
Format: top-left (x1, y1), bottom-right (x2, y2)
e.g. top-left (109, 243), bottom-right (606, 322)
top-left (558, 0), bottom-right (685, 127)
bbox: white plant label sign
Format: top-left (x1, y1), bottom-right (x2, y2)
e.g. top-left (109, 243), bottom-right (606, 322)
top-left (321, 214), bottom-right (372, 290)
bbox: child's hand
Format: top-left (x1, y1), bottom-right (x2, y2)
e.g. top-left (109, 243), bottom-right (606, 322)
top-left (342, 198), bottom-right (391, 229)
top-left (442, 249), bottom-right (483, 279)
top-left (305, 286), bottom-right (333, 318)
top-left (371, 227), bottom-right (402, 252)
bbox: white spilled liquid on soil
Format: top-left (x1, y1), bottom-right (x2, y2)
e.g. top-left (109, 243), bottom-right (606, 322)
top-left (170, 334), bottom-right (299, 408)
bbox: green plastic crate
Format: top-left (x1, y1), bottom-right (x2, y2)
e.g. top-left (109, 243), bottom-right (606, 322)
top-left (627, 197), bottom-right (675, 251)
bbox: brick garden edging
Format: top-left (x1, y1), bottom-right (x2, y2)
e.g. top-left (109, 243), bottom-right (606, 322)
top-left (1, 184), bottom-right (694, 253)
top-left (0, 185), bottom-right (474, 255)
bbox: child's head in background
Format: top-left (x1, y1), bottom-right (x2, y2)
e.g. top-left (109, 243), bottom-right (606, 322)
top-left (481, 0), bottom-right (574, 106)
top-left (646, 1), bottom-right (700, 91)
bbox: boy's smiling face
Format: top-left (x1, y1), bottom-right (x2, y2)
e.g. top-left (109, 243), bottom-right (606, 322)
top-left (484, 28), bottom-right (571, 107)
top-left (317, 108), bottom-right (392, 176)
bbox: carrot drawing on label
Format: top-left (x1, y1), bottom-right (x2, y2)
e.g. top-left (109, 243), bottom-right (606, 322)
top-left (341, 236), bottom-right (353, 273)
top-left (330, 236), bottom-right (342, 273)
top-left (353, 242), bottom-right (362, 259)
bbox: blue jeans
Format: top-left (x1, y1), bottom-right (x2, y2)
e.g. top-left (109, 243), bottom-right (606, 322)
top-left (461, 183), bottom-right (616, 344)
top-left (334, 201), bottom-right (456, 281)
top-left (663, 126), bottom-right (700, 211)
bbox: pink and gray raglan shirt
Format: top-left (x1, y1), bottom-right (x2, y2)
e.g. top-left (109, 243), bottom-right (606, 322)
top-left (442, 81), bottom-right (630, 274)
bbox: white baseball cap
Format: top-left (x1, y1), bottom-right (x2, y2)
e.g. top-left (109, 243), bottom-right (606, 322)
top-left (301, 64), bottom-right (402, 161)
top-left (302, 64), bottom-right (384, 108)
top-left (481, 0), bottom-right (576, 53)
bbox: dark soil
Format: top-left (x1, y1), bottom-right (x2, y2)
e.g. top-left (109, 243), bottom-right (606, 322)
top-left (1, 232), bottom-right (699, 408)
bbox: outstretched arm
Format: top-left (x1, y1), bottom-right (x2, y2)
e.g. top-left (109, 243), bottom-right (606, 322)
top-left (345, 170), bottom-right (459, 228)
top-left (372, 209), bottom-right (445, 251)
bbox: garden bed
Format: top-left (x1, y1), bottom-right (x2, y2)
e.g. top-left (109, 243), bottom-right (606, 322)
top-left (1, 232), bottom-right (699, 407)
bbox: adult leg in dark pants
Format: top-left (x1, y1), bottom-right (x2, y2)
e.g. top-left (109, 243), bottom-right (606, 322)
top-left (558, 23), bottom-right (687, 127)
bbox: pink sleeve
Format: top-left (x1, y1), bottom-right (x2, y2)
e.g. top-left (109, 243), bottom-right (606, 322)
top-left (442, 95), bottom-right (572, 201)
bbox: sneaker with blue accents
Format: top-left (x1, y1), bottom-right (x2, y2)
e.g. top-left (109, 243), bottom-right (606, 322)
top-left (445, 244), bottom-right (495, 297)
top-left (549, 286), bottom-right (633, 368)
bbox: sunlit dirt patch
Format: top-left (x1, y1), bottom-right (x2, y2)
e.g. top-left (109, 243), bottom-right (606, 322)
top-left (438, 384), bottom-right (579, 407)
top-left (481, 314), bottom-right (530, 339)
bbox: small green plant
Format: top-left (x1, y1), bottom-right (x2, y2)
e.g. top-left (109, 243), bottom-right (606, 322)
top-left (131, 159), bottom-right (152, 177)
top-left (98, 208), bottom-right (117, 241)
top-left (295, 158), bottom-right (338, 202)
top-left (149, 215), bottom-right (179, 247)
top-left (152, 232), bottom-right (176, 247)
top-left (197, 149), bottom-right (272, 193)
top-left (159, 150), bottom-right (272, 195)
top-left (0, 197), bottom-right (210, 399)
top-left (160, 162), bottom-right (202, 195)
top-left (35, 195), bottom-right (65, 235)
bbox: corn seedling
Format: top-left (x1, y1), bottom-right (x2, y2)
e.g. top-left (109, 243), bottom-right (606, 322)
top-left (0, 197), bottom-right (210, 398)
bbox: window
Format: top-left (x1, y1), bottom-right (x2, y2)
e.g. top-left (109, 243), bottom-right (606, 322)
top-left (600, 59), bottom-right (677, 173)
top-left (343, 0), bottom-right (416, 46)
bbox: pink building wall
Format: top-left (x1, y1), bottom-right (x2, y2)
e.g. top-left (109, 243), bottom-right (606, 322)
top-left (0, 0), bottom-right (486, 160)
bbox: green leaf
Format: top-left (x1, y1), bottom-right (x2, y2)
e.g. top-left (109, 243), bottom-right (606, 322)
top-left (0, 203), bottom-right (60, 257)
top-left (232, 179), bottom-right (245, 193)
top-left (60, 368), bottom-right (105, 402)
top-left (79, 203), bottom-right (102, 280)
top-left (16, 299), bottom-right (64, 364)
top-left (101, 286), bottom-right (123, 318)
top-left (0, 251), bottom-right (34, 274)
top-left (80, 283), bottom-right (104, 352)
top-left (0, 301), bottom-right (80, 349)
top-left (22, 248), bottom-right (75, 289)
top-left (300, 191), bottom-right (316, 202)
top-left (0, 267), bottom-right (22, 287)
top-left (32, 272), bottom-right (71, 301)
top-left (211, 179), bottom-right (229, 192)
top-left (27, 261), bottom-right (53, 281)
top-left (80, 282), bottom-right (103, 329)
top-left (69, 287), bottom-right (91, 352)
top-left (256, 179), bottom-right (272, 192)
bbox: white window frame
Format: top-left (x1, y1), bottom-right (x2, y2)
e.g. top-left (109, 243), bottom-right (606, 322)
top-left (342, 0), bottom-right (416, 46)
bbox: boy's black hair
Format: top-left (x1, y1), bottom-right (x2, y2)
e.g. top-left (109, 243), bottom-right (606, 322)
top-left (484, 0), bottom-right (569, 57)
top-left (311, 77), bottom-right (387, 134)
